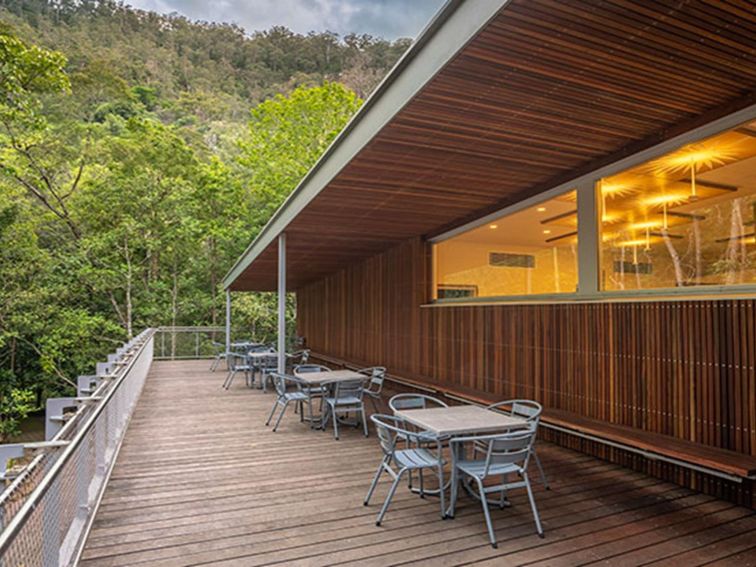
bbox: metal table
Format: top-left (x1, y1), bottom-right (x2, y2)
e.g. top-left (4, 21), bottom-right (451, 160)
top-left (394, 405), bottom-right (528, 510)
top-left (294, 369), bottom-right (365, 385)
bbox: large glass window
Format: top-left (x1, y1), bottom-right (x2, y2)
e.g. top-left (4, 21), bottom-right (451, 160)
top-left (434, 191), bottom-right (578, 299)
top-left (599, 122), bottom-right (756, 291)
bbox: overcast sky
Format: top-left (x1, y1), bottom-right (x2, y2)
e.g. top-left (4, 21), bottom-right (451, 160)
top-left (126, 0), bottom-right (446, 39)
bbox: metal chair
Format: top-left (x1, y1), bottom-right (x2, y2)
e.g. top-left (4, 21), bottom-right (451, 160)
top-left (321, 378), bottom-right (369, 440)
top-left (388, 393), bottom-right (448, 413)
top-left (259, 353), bottom-right (279, 393)
top-left (359, 367), bottom-right (387, 413)
top-left (486, 400), bottom-right (549, 489)
top-left (449, 426), bottom-right (544, 547)
top-left (365, 414), bottom-right (446, 526)
top-left (265, 372), bottom-right (311, 432)
top-left (388, 393), bottom-right (449, 494)
top-left (223, 351), bottom-right (254, 389)
top-left (286, 349), bottom-right (311, 371)
top-left (209, 341), bottom-right (228, 372)
top-left (293, 364), bottom-right (330, 425)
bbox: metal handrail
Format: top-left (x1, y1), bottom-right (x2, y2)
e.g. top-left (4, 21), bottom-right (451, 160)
top-left (153, 326), bottom-right (225, 360)
top-left (0, 328), bottom-right (154, 563)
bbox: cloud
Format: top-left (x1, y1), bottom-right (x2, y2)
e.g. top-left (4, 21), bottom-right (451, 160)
top-left (125, 0), bottom-right (445, 39)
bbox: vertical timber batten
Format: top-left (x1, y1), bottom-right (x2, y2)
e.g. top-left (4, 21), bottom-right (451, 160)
top-left (296, 237), bottom-right (756, 507)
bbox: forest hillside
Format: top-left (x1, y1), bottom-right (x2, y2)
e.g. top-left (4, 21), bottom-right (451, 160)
top-left (0, 0), bottom-right (411, 439)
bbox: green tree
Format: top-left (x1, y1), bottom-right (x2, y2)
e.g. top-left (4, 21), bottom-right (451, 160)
top-left (238, 82), bottom-right (362, 225)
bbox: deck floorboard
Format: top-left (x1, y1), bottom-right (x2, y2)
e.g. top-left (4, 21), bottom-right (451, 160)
top-left (80, 361), bottom-right (755, 566)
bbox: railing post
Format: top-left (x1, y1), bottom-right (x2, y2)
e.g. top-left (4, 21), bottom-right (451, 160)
top-left (225, 291), bottom-right (231, 354)
top-left (277, 233), bottom-right (286, 373)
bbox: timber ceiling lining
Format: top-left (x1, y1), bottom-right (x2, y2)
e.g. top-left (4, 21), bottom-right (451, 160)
top-left (230, 0), bottom-right (756, 291)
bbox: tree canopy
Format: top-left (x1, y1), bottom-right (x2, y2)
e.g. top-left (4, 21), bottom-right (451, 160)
top-left (0, 2), bottom-right (401, 440)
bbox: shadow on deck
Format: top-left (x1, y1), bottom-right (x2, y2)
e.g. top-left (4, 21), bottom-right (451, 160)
top-left (80, 360), bottom-right (756, 566)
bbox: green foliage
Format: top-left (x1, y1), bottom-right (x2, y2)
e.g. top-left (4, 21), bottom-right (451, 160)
top-left (239, 82), bottom-right (362, 223)
top-left (0, 387), bottom-right (35, 442)
top-left (0, 24), bottom-right (69, 126)
top-left (0, 6), bottom-right (405, 439)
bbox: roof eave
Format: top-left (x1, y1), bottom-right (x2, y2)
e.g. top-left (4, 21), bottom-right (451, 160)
top-left (222, 0), bottom-right (510, 290)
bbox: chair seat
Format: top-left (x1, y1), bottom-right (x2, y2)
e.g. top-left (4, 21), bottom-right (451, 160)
top-left (284, 392), bottom-right (309, 402)
top-left (326, 396), bottom-right (362, 406)
top-left (395, 447), bottom-right (440, 470)
top-left (456, 459), bottom-right (521, 479)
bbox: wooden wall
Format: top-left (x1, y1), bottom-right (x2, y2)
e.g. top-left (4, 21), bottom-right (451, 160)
top-left (297, 236), bottom-right (756, 506)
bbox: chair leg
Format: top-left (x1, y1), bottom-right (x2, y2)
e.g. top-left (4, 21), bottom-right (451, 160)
top-left (437, 463), bottom-right (446, 519)
top-left (449, 467), bottom-right (459, 518)
top-left (361, 405), bottom-right (369, 437)
top-left (210, 356), bottom-right (219, 372)
top-left (475, 477), bottom-right (498, 548)
top-left (265, 399), bottom-right (280, 426)
top-left (333, 407), bottom-right (340, 440)
top-left (524, 475), bottom-right (545, 537)
top-left (223, 369), bottom-right (236, 390)
top-left (365, 459), bottom-right (387, 505)
top-left (273, 400), bottom-right (289, 432)
top-left (532, 448), bottom-right (549, 489)
top-left (376, 469), bottom-right (405, 526)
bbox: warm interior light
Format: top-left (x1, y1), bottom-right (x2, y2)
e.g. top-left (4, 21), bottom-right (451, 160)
top-left (489, 224), bottom-right (498, 229)
top-left (600, 182), bottom-right (632, 196)
top-left (616, 238), bottom-right (652, 247)
top-left (543, 229), bottom-right (551, 234)
top-left (537, 207), bottom-right (546, 212)
top-left (642, 193), bottom-right (689, 207)
top-left (628, 220), bottom-right (662, 230)
top-left (653, 143), bottom-right (738, 173)
top-left (651, 141), bottom-right (739, 200)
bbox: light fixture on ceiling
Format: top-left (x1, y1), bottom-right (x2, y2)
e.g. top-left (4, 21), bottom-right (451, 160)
top-left (651, 141), bottom-right (738, 200)
top-left (543, 229), bottom-right (551, 234)
top-left (537, 207), bottom-right (546, 212)
top-left (489, 224), bottom-right (498, 229)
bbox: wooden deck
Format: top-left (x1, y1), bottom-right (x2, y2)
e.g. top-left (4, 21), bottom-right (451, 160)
top-left (80, 360), bottom-right (756, 566)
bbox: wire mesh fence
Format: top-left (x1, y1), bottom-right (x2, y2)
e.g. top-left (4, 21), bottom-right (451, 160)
top-left (153, 326), bottom-right (225, 360)
top-left (0, 329), bottom-right (154, 567)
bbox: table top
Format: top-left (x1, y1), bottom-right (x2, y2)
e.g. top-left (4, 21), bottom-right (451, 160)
top-left (294, 369), bottom-right (365, 385)
top-left (394, 405), bottom-right (528, 437)
top-left (246, 351), bottom-right (276, 359)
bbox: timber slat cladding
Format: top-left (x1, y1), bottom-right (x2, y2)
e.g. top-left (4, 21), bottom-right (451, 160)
top-left (297, 237), bottom-right (756, 506)
top-left (80, 361), bottom-right (756, 565)
top-left (233, 0), bottom-right (756, 291)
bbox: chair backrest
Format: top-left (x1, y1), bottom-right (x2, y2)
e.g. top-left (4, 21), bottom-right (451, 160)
top-left (370, 414), bottom-right (429, 457)
top-left (388, 393), bottom-right (448, 413)
top-left (487, 399), bottom-right (542, 425)
top-left (295, 364), bottom-right (330, 374)
top-left (359, 367), bottom-right (386, 391)
top-left (270, 372), bottom-right (299, 397)
top-left (471, 427), bottom-right (536, 476)
top-left (260, 352), bottom-right (278, 369)
top-left (331, 379), bottom-right (366, 401)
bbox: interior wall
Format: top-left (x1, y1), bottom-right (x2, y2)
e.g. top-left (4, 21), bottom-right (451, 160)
top-left (297, 236), bottom-right (756, 506)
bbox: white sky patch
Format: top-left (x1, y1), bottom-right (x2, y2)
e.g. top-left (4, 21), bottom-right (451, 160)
top-left (125, 0), bottom-right (444, 39)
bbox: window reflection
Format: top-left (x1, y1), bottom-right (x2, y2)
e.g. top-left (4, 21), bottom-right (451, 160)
top-left (435, 191), bottom-right (578, 298)
top-left (599, 121), bottom-right (756, 290)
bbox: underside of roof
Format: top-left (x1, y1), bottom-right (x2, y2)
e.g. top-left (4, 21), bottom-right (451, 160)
top-left (226, 0), bottom-right (756, 292)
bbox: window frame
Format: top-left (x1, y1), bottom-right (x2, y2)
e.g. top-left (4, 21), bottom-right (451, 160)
top-left (429, 103), bottom-right (756, 305)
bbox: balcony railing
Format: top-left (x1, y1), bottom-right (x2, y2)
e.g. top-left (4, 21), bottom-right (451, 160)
top-left (153, 326), bottom-right (225, 360)
top-left (0, 329), bottom-right (154, 567)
